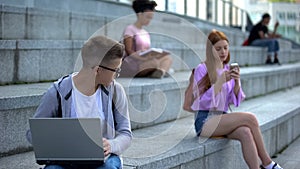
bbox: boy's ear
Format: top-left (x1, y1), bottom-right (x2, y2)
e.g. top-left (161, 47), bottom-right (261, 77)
top-left (93, 65), bottom-right (101, 74)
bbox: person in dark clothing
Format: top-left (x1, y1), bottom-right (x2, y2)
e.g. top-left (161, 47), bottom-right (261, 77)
top-left (248, 13), bottom-right (281, 65)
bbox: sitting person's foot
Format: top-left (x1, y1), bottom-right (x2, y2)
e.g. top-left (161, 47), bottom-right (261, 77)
top-left (150, 69), bottom-right (164, 78)
top-left (265, 58), bottom-right (272, 64)
top-left (273, 163), bottom-right (283, 169)
top-left (164, 68), bottom-right (175, 77)
top-left (260, 162), bottom-right (283, 169)
top-left (273, 58), bottom-right (281, 65)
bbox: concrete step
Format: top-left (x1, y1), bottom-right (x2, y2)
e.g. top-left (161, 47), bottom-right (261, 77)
top-left (0, 3), bottom-right (215, 42)
top-left (0, 0), bottom-right (133, 18)
top-left (1, 62), bottom-right (300, 156)
top-left (123, 85), bottom-right (300, 168)
top-left (1, 85), bottom-right (300, 169)
top-left (0, 40), bottom-right (83, 84)
top-left (0, 151), bottom-right (42, 169)
top-left (271, 136), bottom-right (300, 169)
top-left (0, 4), bottom-right (118, 40)
top-left (1, 38), bottom-right (299, 84)
top-left (0, 3), bottom-right (205, 42)
top-left (0, 3), bottom-right (294, 48)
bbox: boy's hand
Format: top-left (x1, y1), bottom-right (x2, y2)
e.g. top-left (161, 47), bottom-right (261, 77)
top-left (275, 21), bottom-right (280, 28)
top-left (103, 138), bottom-right (111, 157)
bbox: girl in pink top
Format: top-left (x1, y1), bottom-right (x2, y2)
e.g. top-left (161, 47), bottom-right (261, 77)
top-left (124, 24), bottom-right (151, 52)
top-left (120, 0), bottom-right (172, 78)
top-left (183, 30), bottom-right (283, 169)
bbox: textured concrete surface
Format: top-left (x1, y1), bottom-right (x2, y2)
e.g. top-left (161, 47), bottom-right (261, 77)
top-left (0, 1), bottom-right (300, 168)
top-left (1, 64), bottom-right (300, 155)
top-left (272, 136), bottom-right (300, 169)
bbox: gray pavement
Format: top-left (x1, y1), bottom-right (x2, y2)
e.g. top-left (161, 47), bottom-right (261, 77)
top-left (272, 136), bottom-right (300, 169)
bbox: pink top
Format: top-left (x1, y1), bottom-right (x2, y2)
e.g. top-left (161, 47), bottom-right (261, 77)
top-left (123, 24), bottom-right (151, 51)
top-left (191, 63), bottom-right (246, 112)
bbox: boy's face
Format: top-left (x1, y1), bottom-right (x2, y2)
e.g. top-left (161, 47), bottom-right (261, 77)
top-left (262, 17), bottom-right (270, 25)
top-left (97, 58), bottom-right (122, 87)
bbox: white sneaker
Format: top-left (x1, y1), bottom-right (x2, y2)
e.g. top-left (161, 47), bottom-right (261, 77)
top-left (272, 163), bottom-right (283, 169)
top-left (168, 68), bottom-right (175, 75)
top-left (260, 163), bottom-right (283, 169)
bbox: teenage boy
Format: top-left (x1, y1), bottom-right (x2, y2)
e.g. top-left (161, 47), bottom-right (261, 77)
top-left (27, 35), bottom-right (132, 169)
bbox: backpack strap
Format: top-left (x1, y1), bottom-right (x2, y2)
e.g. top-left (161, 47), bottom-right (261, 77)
top-left (132, 35), bottom-right (136, 52)
top-left (101, 84), bottom-right (117, 126)
top-left (56, 83), bottom-right (115, 119)
top-left (112, 83), bottom-right (117, 126)
top-left (56, 90), bottom-right (62, 118)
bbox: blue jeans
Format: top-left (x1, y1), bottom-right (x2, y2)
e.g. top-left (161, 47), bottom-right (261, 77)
top-left (250, 38), bottom-right (279, 55)
top-left (44, 154), bottom-right (121, 169)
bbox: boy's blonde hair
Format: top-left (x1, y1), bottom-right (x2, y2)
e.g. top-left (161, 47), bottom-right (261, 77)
top-left (81, 35), bottom-right (124, 68)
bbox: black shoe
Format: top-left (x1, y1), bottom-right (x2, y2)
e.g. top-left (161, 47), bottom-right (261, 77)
top-left (273, 58), bottom-right (281, 65)
top-left (265, 58), bottom-right (272, 64)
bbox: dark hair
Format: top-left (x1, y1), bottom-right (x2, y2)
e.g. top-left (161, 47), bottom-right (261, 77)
top-left (132, 0), bottom-right (157, 13)
top-left (262, 13), bottom-right (271, 20)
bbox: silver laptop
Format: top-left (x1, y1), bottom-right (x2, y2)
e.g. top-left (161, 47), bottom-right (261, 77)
top-left (29, 118), bottom-right (105, 165)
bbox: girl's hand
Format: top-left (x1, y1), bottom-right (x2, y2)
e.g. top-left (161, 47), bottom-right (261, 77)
top-left (224, 70), bottom-right (232, 82)
top-left (230, 67), bottom-right (240, 80)
top-left (230, 67), bottom-right (241, 95)
top-left (275, 21), bottom-right (280, 28)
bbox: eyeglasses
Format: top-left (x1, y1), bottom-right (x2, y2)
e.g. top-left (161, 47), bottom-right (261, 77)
top-left (99, 65), bottom-right (121, 78)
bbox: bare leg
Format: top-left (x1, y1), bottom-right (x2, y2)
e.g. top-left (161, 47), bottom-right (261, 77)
top-left (227, 126), bottom-right (259, 169)
top-left (201, 112), bottom-right (272, 167)
top-left (158, 55), bottom-right (172, 73)
top-left (136, 68), bottom-right (156, 77)
top-left (137, 58), bottom-right (159, 77)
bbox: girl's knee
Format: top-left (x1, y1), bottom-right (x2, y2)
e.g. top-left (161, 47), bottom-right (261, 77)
top-left (248, 113), bottom-right (259, 126)
top-left (241, 112), bottom-right (259, 127)
top-left (164, 55), bottom-right (173, 64)
top-left (236, 126), bottom-right (253, 140)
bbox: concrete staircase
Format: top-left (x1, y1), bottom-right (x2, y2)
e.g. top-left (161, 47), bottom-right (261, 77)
top-left (1, 71), bottom-right (300, 168)
top-left (1, 0), bottom-right (300, 169)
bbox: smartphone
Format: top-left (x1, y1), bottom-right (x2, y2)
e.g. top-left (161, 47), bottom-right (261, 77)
top-left (230, 63), bottom-right (239, 70)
